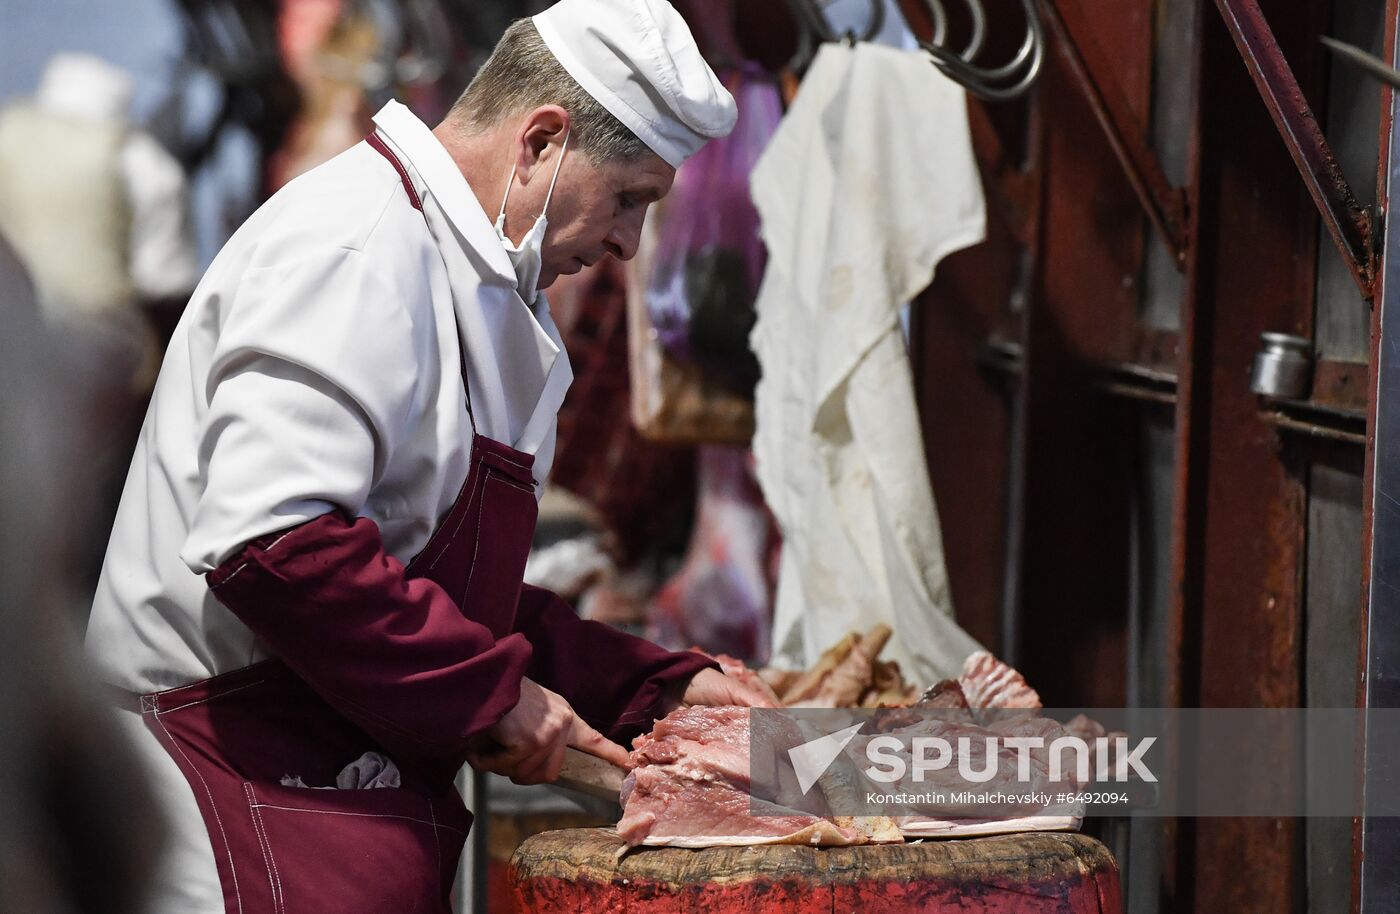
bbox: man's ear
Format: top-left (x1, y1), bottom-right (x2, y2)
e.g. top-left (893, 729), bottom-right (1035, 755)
top-left (515, 105), bottom-right (571, 180)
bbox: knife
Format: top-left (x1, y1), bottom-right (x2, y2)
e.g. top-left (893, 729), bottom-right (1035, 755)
top-left (554, 746), bottom-right (629, 803)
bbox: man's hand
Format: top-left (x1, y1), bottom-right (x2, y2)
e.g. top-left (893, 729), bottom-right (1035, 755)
top-left (466, 678), bottom-right (631, 784)
top-left (670, 667), bottom-right (781, 711)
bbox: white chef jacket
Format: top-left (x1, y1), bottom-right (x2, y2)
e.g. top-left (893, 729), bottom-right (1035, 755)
top-left (86, 99), bottom-right (573, 696)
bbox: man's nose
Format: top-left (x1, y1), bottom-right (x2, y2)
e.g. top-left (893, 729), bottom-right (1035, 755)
top-left (606, 211), bottom-right (646, 261)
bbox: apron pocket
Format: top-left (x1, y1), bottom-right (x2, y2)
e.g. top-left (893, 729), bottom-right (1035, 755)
top-left (242, 780), bottom-right (469, 914)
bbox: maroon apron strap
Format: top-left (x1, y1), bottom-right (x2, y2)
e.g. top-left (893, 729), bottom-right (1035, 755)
top-left (365, 129), bottom-right (478, 436)
top-left (364, 132), bottom-right (422, 211)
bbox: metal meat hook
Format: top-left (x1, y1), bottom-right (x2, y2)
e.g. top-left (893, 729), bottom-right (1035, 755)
top-left (785, 0), bottom-right (887, 72)
top-left (925, 0), bottom-right (988, 62)
top-left (919, 0), bottom-right (1043, 100)
top-left (1321, 35), bottom-right (1400, 90)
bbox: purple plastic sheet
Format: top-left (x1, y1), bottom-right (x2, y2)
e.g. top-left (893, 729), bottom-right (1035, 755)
top-left (645, 64), bottom-right (783, 394)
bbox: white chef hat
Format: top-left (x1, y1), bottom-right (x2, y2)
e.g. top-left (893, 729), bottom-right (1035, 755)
top-left (533, 0), bottom-right (737, 168)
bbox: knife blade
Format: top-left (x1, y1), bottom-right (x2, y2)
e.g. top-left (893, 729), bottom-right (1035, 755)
top-left (554, 746), bottom-right (629, 803)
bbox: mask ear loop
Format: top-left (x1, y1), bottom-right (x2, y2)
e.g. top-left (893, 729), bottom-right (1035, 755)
top-left (540, 130), bottom-right (569, 218)
top-left (496, 157), bottom-right (516, 223)
top-left (497, 130), bottom-right (571, 224)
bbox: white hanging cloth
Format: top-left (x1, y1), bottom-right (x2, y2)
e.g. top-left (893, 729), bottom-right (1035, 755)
top-left (750, 42), bottom-right (988, 684)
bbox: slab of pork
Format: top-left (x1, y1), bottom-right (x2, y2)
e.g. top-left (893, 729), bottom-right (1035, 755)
top-left (617, 706), bottom-right (899, 848)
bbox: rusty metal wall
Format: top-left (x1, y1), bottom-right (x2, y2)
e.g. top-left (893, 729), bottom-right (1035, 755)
top-left (1140, 0), bottom-right (1198, 332)
top-left (1304, 452), bottom-right (1365, 914)
top-left (1316, 0), bottom-right (1387, 361)
top-left (906, 0), bottom-right (1392, 910)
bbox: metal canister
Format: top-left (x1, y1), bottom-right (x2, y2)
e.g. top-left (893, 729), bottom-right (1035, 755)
top-left (1250, 332), bottom-right (1313, 399)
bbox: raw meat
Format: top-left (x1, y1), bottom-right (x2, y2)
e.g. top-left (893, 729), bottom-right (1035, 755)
top-left (617, 706), bottom-right (900, 848)
top-left (853, 715), bottom-right (1075, 810)
top-left (848, 714), bottom-right (1084, 837)
top-left (867, 678), bottom-right (972, 732)
top-left (781, 625), bottom-right (890, 708)
top-left (618, 652), bottom-right (1080, 848)
top-left (758, 666), bottom-right (801, 697)
top-left (1062, 712), bottom-right (1130, 772)
top-left (764, 625), bottom-right (923, 709)
top-left (920, 678), bottom-right (973, 710)
top-left (619, 770), bottom-right (863, 848)
top-left (959, 650), bottom-right (1043, 713)
top-left (859, 659), bottom-right (921, 708)
top-left (862, 655), bottom-right (1082, 837)
top-left (647, 447), bottom-right (777, 662)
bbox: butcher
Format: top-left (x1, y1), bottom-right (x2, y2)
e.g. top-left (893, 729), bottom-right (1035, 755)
top-left (84, 1), bottom-right (775, 911)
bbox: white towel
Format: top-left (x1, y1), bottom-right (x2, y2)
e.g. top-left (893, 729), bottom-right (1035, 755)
top-left (750, 42), bottom-right (987, 685)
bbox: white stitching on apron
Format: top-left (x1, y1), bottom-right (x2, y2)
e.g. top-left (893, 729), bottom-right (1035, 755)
top-left (424, 461), bottom-right (488, 574)
top-left (461, 470), bottom-right (494, 600)
top-left (153, 710), bottom-right (245, 914)
top-left (485, 451), bottom-right (536, 475)
top-left (486, 473), bottom-right (536, 496)
top-left (243, 783), bottom-right (284, 913)
top-left (247, 803), bottom-right (468, 835)
top-left (428, 798), bottom-right (442, 888)
top-left (415, 472), bottom-right (472, 570)
top-left (154, 678), bottom-right (269, 715)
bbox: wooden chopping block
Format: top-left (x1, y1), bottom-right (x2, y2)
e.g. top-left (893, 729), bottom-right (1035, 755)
top-left (510, 827), bottom-right (1123, 913)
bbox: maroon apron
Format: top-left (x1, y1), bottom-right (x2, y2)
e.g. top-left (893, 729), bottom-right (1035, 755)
top-left (138, 134), bottom-right (539, 914)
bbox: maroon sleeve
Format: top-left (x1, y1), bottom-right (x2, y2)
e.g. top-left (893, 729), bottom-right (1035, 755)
top-left (511, 584), bottom-right (720, 744)
top-left (208, 512), bottom-right (532, 767)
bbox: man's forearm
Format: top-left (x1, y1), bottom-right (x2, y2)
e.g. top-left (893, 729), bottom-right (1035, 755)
top-left (512, 584), bottom-right (719, 745)
top-left (208, 512), bottom-right (533, 767)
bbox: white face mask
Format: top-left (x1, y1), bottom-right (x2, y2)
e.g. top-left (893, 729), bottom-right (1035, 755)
top-left (494, 131), bottom-right (569, 303)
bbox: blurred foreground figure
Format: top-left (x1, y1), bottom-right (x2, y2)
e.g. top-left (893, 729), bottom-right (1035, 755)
top-left (0, 52), bottom-right (197, 321)
top-left (0, 236), bottom-right (162, 913)
top-left (0, 52), bottom-right (199, 597)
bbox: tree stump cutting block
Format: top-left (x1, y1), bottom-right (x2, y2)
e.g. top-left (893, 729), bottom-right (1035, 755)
top-left (510, 827), bottom-right (1122, 913)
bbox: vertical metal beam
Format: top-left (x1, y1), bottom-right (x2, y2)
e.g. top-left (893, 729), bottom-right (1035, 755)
top-left (1017, 0), bottom-right (1149, 708)
top-left (1040, 0), bottom-right (1191, 267)
top-left (1177, 1), bottom-right (1324, 908)
top-left (1361, 17), bottom-right (1400, 910)
top-left (1215, 0), bottom-right (1377, 299)
top-left (1355, 2), bottom-right (1398, 907)
top-left (1167, 12), bottom-right (1209, 912)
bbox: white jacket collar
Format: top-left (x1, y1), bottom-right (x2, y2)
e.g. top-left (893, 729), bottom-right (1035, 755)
top-left (370, 100), bottom-right (516, 288)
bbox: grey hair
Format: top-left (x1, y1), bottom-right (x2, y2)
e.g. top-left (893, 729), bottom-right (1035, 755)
top-left (450, 18), bottom-right (651, 163)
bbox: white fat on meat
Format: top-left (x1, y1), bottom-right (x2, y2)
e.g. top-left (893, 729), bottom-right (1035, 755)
top-left (959, 650), bottom-right (1043, 711)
